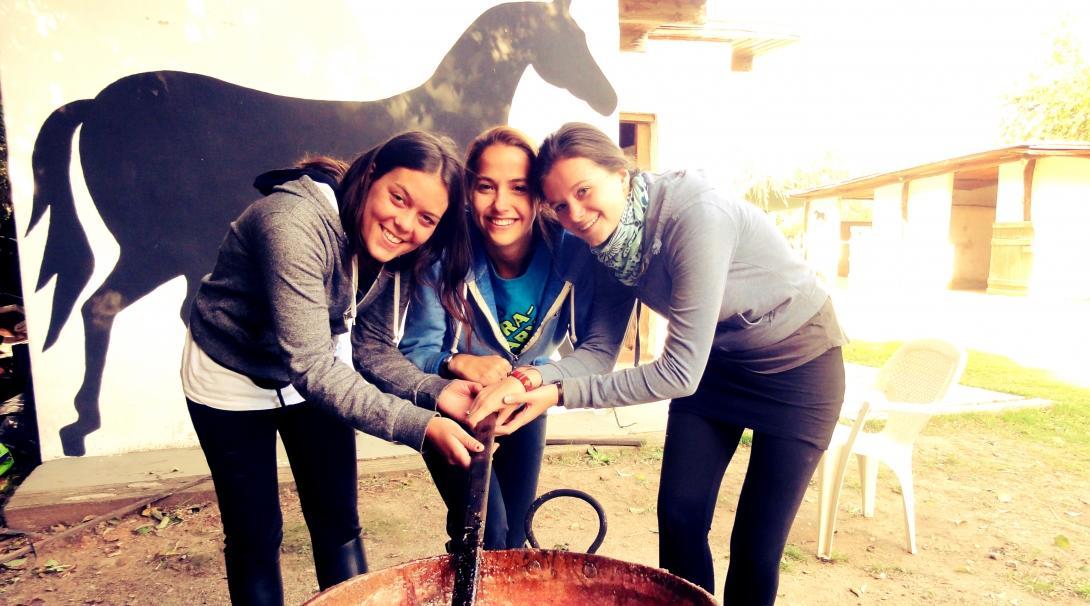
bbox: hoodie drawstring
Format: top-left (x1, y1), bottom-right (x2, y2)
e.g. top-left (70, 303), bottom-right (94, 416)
top-left (568, 285), bottom-right (578, 345)
top-left (393, 271), bottom-right (402, 341)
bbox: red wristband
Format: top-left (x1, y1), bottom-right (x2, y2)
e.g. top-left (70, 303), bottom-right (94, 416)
top-left (509, 368), bottom-right (533, 392)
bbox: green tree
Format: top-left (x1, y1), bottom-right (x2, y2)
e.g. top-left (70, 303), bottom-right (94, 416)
top-left (1, 89), bottom-right (9, 226)
top-left (1001, 27), bottom-right (1090, 143)
top-left (741, 151), bottom-right (851, 212)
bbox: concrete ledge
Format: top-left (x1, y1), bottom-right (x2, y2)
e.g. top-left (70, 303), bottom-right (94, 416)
top-left (3, 406), bottom-right (667, 531)
top-left (5, 366), bottom-right (1046, 531)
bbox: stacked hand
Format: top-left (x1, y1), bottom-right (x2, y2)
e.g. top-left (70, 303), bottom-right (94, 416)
top-left (428, 372), bottom-right (563, 463)
top-left (446, 353), bottom-right (511, 386)
top-left (427, 379), bottom-right (485, 467)
top-left (466, 376), bottom-right (559, 436)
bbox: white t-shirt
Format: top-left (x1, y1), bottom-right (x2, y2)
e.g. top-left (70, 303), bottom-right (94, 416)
top-left (181, 182), bottom-right (352, 411)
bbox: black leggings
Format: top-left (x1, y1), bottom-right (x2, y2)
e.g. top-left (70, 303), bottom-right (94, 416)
top-left (187, 400), bottom-right (367, 605)
top-left (658, 411), bottom-right (825, 605)
top-left (423, 415), bottom-right (546, 550)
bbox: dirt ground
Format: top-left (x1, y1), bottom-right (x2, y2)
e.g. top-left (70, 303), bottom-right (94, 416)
top-left (0, 431), bottom-right (1088, 606)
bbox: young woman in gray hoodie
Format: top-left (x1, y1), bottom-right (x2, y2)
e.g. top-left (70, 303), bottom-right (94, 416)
top-left (469, 123), bottom-right (847, 604)
top-left (182, 131), bottom-right (485, 605)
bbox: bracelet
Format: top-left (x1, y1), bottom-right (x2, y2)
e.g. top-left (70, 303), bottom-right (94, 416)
top-left (509, 368), bottom-right (533, 392)
top-left (555, 382), bottom-right (564, 407)
top-left (438, 355), bottom-right (454, 379)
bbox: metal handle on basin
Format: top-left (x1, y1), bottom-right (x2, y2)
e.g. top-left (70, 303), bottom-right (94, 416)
top-left (524, 488), bottom-right (607, 554)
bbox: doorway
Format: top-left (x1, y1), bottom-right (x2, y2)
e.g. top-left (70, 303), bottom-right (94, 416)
top-left (617, 113), bottom-right (658, 366)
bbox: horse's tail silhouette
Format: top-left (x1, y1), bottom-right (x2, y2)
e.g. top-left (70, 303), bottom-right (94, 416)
top-left (27, 100), bottom-right (95, 350)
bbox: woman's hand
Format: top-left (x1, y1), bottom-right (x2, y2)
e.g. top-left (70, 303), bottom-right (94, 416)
top-left (436, 379), bottom-right (482, 423)
top-left (424, 417), bottom-right (484, 468)
top-left (494, 384), bottom-right (558, 436)
top-left (466, 376), bottom-right (526, 428)
top-left (447, 354), bottom-right (512, 386)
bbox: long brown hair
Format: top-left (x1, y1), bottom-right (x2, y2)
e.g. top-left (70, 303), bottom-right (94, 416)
top-left (336, 131), bottom-right (471, 325)
top-left (530, 122), bottom-right (633, 203)
top-left (464, 125), bottom-right (560, 248)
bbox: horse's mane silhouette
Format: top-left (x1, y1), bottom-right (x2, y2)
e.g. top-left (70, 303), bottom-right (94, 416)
top-left (26, 0), bottom-right (616, 456)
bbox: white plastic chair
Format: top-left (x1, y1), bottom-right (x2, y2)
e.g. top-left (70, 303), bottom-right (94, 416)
top-left (816, 338), bottom-right (968, 558)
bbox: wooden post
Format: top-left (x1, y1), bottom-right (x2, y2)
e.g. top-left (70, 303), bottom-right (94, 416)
top-left (1022, 158), bottom-right (1036, 221)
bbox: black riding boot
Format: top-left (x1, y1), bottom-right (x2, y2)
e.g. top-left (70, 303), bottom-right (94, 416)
top-left (225, 550), bottom-right (284, 606)
top-left (314, 535), bottom-right (368, 590)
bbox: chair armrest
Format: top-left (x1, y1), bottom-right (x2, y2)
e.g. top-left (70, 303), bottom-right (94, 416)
top-left (871, 400), bottom-right (948, 416)
top-left (839, 389), bottom-right (888, 421)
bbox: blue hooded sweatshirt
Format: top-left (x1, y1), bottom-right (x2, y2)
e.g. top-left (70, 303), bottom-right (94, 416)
top-left (399, 225), bottom-right (634, 377)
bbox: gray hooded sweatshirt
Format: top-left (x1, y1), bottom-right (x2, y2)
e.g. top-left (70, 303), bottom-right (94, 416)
top-left (539, 170), bottom-right (839, 409)
top-left (188, 176), bottom-right (447, 449)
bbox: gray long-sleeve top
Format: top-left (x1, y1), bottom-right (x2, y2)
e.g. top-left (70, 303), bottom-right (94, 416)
top-left (542, 170), bottom-right (832, 409)
top-left (188, 176), bottom-right (447, 449)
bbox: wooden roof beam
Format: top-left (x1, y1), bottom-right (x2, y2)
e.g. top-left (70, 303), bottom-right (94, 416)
top-left (619, 0), bottom-right (707, 51)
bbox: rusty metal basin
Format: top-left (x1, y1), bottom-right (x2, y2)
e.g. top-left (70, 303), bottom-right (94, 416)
top-left (303, 549), bottom-right (717, 606)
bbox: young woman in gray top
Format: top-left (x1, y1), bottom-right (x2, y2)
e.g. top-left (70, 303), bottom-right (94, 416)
top-left (469, 123), bottom-right (847, 604)
top-left (182, 131), bottom-right (485, 605)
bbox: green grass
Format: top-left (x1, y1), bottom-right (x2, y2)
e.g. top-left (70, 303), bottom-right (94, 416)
top-left (281, 523), bottom-right (312, 556)
top-left (848, 341), bottom-right (1090, 603)
top-left (843, 341), bottom-right (1090, 463)
top-left (779, 543), bottom-right (807, 572)
top-left (782, 543), bottom-right (806, 562)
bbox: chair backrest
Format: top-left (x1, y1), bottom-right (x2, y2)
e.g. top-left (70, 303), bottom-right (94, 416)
top-left (876, 338), bottom-right (967, 404)
top-left (872, 338), bottom-right (967, 446)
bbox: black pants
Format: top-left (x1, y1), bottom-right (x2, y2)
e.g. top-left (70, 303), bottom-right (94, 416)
top-left (658, 349), bottom-right (843, 605)
top-left (188, 400), bottom-right (367, 605)
top-left (423, 415), bottom-right (546, 550)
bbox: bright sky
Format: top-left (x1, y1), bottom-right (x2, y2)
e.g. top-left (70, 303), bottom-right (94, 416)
top-left (708, 0), bottom-right (1090, 176)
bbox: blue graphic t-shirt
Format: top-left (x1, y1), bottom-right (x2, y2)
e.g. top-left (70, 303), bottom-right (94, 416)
top-left (489, 244), bottom-right (551, 355)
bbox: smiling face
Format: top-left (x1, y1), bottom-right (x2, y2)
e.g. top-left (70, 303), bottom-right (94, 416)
top-left (360, 167), bottom-right (449, 263)
top-left (471, 143), bottom-right (536, 259)
top-left (541, 156), bottom-right (627, 247)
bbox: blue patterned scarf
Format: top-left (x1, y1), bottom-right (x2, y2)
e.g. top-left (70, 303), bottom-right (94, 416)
top-left (591, 173), bottom-right (650, 286)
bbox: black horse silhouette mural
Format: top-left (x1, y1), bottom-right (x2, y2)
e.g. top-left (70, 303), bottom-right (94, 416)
top-left (26, 0), bottom-right (616, 456)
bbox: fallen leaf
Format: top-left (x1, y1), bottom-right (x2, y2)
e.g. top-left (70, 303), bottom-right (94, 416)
top-left (41, 558), bottom-right (73, 574)
top-left (1054, 534), bottom-right (1071, 549)
top-left (3, 557), bottom-right (28, 569)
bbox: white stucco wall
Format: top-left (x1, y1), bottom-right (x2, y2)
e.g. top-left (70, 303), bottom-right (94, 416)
top-left (903, 173), bottom-right (955, 288)
top-left (612, 40), bottom-right (745, 190)
top-left (1028, 157), bottom-right (1090, 298)
top-left (849, 182), bottom-right (904, 287)
top-left (996, 160), bottom-right (1028, 222)
top-left (1, 0), bottom-right (619, 460)
top-left (803, 197), bottom-right (840, 279)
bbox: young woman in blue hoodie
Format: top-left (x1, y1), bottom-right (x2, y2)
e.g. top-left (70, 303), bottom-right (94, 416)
top-left (398, 126), bottom-right (632, 551)
top-left (469, 123), bottom-right (848, 604)
top-left (182, 131), bottom-right (487, 605)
